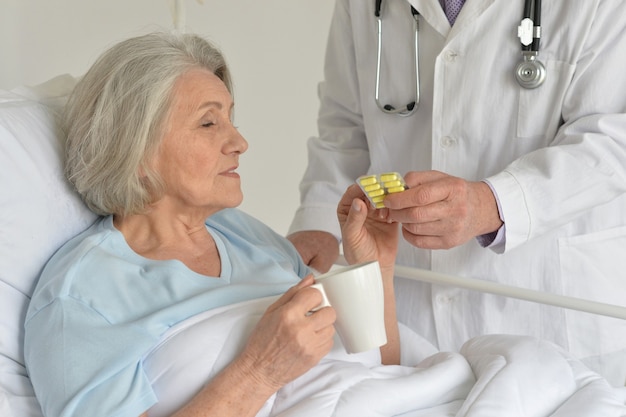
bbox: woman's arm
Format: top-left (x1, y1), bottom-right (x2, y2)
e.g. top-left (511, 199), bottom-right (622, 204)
top-left (140, 276), bottom-right (336, 417)
top-left (337, 185), bottom-right (400, 365)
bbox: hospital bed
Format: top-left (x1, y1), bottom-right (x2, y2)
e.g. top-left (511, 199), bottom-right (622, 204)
top-left (3, 69), bottom-right (626, 417)
top-left (3, 0), bottom-right (626, 409)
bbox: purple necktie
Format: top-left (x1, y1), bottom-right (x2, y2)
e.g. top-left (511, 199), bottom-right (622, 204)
top-left (444, 0), bottom-right (465, 25)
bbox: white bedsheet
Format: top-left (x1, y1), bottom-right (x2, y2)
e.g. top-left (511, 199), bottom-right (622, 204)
top-left (143, 296), bottom-right (626, 417)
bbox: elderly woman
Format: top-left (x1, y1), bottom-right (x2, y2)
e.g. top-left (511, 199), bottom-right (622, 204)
top-left (23, 32), bottom-right (399, 417)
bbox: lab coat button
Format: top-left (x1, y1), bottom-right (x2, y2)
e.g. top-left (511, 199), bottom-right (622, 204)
top-left (444, 50), bottom-right (458, 62)
top-left (436, 294), bottom-right (449, 304)
top-left (440, 136), bottom-right (457, 148)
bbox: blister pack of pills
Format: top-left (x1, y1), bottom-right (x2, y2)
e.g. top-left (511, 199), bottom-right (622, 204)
top-left (356, 172), bottom-right (407, 208)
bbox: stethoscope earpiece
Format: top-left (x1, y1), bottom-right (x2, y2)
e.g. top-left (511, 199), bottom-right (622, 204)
top-left (515, 54), bottom-right (546, 89)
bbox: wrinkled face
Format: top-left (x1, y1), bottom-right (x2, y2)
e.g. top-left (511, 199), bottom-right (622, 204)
top-left (153, 68), bottom-right (248, 215)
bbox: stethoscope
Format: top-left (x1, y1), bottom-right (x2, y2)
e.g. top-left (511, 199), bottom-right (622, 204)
top-left (374, 0), bottom-right (546, 116)
top-left (515, 0), bottom-right (546, 89)
top-left (374, 0), bottom-right (420, 116)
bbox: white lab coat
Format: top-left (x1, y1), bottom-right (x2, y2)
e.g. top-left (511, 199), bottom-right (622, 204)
top-left (289, 0), bottom-right (626, 386)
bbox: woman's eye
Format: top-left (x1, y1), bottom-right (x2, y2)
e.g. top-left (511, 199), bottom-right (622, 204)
top-left (201, 121), bottom-right (215, 128)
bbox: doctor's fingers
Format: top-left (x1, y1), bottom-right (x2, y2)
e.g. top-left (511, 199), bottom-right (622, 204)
top-left (402, 170), bottom-right (450, 188)
top-left (400, 221), bottom-right (473, 250)
top-left (384, 173), bottom-right (469, 210)
top-left (397, 199), bottom-right (472, 236)
top-left (385, 192), bottom-right (471, 227)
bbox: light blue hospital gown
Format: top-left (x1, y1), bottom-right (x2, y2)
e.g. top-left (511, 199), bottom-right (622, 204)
top-left (24, 209), bottom-right (309, 417)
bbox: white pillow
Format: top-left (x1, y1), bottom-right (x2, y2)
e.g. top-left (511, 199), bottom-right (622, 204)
top-left (0, 75), bottom-right (98, 417)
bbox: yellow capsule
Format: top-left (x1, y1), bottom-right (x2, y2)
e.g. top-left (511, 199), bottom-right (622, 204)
top-left (359, 176), bottom-right (378, 186)
top-left (364, 183), bottom-right (381, 192)
top-left (380, 173), bottom-right (399, 182)
top-left (383, 180), bottom-right (402, 188)
top-left (357, 172), bottom-right (406, 209)
top-left (387, 186), bottom-right (406, 193)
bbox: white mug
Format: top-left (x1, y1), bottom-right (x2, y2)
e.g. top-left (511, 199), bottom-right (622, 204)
top-left (311, 260), bottom-right (387, 354)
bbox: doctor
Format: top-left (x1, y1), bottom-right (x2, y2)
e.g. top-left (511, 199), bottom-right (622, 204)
top-left (288, 0), bottom-right (626, 386)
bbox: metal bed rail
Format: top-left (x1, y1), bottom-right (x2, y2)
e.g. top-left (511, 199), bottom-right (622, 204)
top-left (394, 265), bottom-right (626, 320)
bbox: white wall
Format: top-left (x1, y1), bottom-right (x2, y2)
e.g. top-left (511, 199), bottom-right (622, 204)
top-left (0, 0), bottom-right (334, 235)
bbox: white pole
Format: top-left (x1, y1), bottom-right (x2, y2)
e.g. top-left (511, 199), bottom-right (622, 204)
top-left (394, 265), bottom-right (626, 320)
top-left (168, 0), bottom-right (186, 32)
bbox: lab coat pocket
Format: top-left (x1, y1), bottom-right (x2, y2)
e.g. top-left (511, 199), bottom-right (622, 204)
top-left (558, 225), bottom-right (626, 359)
top-left (516, 60), bottom-right (575, 140)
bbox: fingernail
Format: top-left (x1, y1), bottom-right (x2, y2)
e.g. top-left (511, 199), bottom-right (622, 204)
top-left (352, 199), bottom-right (361, 212)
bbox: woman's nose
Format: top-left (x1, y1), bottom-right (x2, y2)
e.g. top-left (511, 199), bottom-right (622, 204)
top-left (228, 125), bottom-right (248, 154)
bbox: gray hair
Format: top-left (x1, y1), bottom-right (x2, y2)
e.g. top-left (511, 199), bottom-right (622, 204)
top-left (63, 32), bottom-right (232, 216)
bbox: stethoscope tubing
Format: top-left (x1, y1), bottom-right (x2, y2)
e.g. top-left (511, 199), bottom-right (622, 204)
top-left (374, 0), bottom-right (420, 116)
top-left (375, 0), bottom-right (546, 116)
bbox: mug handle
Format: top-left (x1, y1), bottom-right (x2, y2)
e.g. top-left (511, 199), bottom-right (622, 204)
top-left (309, 283), bottom-right (331, 312)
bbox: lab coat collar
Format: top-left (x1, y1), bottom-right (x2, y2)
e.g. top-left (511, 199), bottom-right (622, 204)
top-left (407, 0), bottom-right (496, 40)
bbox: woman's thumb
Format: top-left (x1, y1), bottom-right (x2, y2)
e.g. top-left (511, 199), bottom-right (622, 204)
top-left (343, 198), bottom-right (367, 240)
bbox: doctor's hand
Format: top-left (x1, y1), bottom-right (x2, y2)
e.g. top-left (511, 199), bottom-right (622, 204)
top-left (338, 184), bottom-right (399, 270)
top-left (287, 231), bottom-right (339, 273)
top-left (382, 171), bottom-right (503, 250)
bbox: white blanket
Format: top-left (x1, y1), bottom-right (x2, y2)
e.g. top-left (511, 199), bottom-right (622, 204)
top-left (143, 297), bottom-right (626, 417)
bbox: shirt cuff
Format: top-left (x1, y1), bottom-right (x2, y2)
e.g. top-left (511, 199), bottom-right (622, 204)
top-left (476, 179), bottom-right (506, 253)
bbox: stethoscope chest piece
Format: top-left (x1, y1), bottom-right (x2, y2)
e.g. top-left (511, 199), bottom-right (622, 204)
top-left (515, 53), bottom-right (546, 89)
